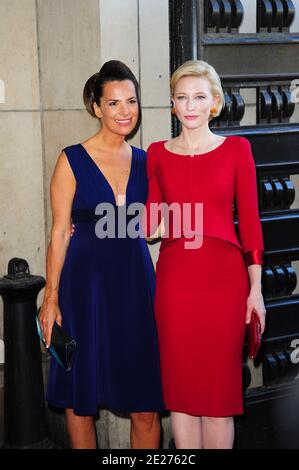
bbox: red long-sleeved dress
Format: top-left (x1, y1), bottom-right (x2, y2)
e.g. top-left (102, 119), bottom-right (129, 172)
top-left (145, 135), bottom-right (264, 416)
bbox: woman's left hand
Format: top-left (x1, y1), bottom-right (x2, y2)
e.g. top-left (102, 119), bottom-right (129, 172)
top-left (245, 288), bottom-right (267, 334)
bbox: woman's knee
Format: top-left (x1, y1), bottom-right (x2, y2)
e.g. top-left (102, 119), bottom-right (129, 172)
top-left (202, 416), bottom-right (233, 426)
top-left (130, 412), bottom-right (160, 430)
top-left (65, 409), bottom-right (94, 424)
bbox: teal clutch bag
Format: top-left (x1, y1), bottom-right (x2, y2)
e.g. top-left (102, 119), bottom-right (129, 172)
top-left (36, 308), bottom-right (76, 371)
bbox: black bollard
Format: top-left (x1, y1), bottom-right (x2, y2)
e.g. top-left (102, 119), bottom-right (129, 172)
top-left (0, 258), bottom-right (51, 448)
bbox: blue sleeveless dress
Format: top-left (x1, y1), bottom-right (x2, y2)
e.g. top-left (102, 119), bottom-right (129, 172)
top-left (46, 144), bottom-right (164, 416)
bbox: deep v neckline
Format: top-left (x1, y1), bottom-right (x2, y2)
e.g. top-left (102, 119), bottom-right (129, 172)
top-left (79, 143), bottom-right (135, 206)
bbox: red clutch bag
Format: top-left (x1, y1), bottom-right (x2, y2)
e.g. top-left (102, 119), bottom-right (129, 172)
top-left (247, 310), bottom-right (261, 359)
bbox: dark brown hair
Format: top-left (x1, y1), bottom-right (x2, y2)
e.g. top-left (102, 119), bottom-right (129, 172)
top-left (83, 60), bottom-right (141, 139)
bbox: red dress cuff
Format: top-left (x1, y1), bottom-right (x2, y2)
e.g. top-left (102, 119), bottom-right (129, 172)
top-left (244, 249), bottom-right (264, 266)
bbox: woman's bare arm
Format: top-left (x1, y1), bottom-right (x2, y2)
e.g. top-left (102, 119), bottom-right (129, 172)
top-left (38, 151), bottom-right (76, 347)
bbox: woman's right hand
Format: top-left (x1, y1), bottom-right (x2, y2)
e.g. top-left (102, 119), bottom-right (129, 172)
top-left (38, 301), bottom-right (62, 348)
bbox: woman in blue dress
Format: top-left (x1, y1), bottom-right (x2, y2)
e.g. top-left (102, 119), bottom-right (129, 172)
top-left (38, 61), bottom-right (164, 449)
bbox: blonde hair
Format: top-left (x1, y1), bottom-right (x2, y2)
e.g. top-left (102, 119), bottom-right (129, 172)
top-left (170, 60), bottom-right (225, 120)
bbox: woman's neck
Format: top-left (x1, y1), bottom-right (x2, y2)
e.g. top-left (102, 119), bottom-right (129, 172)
top-left (177, 126), bottom-right (216, 151)
top-left (93, 128), bottom-right (128, 153)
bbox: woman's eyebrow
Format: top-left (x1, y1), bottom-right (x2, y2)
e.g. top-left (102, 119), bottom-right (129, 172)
top-left (175, 91), bottom-right (207, 95)
top-left (105, 96), bottom-right (136, 102)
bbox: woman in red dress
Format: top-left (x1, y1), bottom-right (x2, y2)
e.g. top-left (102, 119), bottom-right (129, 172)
top-left (145, 60), bottom-right (266, 449)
